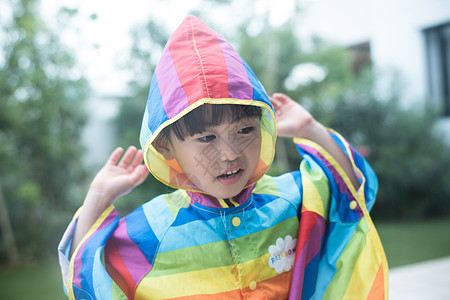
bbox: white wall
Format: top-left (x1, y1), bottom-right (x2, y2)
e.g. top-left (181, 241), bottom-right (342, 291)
top-left (81, 95), bottom-right (120, 168)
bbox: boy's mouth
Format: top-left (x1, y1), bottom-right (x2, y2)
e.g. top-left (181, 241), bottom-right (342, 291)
top-left (218, 169), bottom-right (241, 179)
top-left (217, 168), bottom-right (243, 185)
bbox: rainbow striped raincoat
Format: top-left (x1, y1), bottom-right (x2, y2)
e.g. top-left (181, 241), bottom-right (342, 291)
top-left (58, 15), bottom-right (388, 299)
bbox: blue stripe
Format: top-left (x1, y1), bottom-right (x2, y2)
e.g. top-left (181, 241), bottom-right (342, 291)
top-left (73, 284), bottom-right (95, 300)
top-left (159, 195), bottom-right (298, 252)
top-left (92, 247), bottom-right (112, 299)
top-left (302, 247), bottom-right (322, 299)
top-left (78, 214), bottom-right (119, 298)
top-left (274, 171), bottom-right (302, 209)
top-left (142, 195), bottom-right (175, 241)
top-left (125, 206), bottom-right (159, 265)
top-left (313, 221), bottom-right (359, 298)
top-left (241, 58), bottom-right (271, 106)
top-left (146, 73), bottom-right (168, 136)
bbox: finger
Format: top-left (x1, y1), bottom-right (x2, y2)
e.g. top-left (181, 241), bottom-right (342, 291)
top-left (106, 147), bottom-right (124, 166)
top-left (118, 146), bottom-right (137, 168)
top-left (269, 96), bottom-right (282, 110)
top-left (272, 93), bottom-right (291, 104)
top-left (129, 165), bottom-right (149, 185)
top-left (128, 149), bottom-right (144, 171)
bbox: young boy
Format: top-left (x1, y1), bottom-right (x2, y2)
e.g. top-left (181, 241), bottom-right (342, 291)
top-left (58, 16), bottom-right (388, 299)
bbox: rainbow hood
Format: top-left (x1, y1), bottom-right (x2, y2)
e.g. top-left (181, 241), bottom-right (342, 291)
top-left (140, 15), bottom-right (276, 192)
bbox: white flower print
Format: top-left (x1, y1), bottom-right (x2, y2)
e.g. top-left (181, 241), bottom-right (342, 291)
top-left (268, 235), bottom-right (297, 274)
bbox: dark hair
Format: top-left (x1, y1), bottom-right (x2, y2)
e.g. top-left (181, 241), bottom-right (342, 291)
top-left (157, 104), bottom-right (262, 142)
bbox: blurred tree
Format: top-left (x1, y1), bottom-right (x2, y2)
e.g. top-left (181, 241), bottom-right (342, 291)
top-left (0, 0), bottom-right (88, 262)
top-left (113, 20), bottom-right (173, 213)
top-left (316, 71), bottom-right (450, 220)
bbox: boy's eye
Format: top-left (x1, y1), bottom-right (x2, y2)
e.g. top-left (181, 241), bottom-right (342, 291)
top-left (238, 126), bottom-right (256, 134)
top-left (197, 135), bottom-right (216, 143)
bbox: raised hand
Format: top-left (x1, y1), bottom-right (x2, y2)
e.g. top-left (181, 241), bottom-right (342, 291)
top-left (270, 92), bottom-right (360, 189)
top-left (90, 146), bottom-right (149, 204)
top-left (70, 146), bottom-right (149, 256)
top-left (269, 93), bottom-right (314, 138)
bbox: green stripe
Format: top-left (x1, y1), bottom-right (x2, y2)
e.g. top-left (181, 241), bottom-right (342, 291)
top-left (301, 162), bottom-right (330, 216)
top-left (111, 280), bottom-right (127, 300)
top-left (253, 175), bottom-right (280, 197)
top-left (322, 218), bottom-right (370, 299)
top-left (149, 216), bottom-right (299, 277)
top-left (164, 190), bottom-right (190, 218)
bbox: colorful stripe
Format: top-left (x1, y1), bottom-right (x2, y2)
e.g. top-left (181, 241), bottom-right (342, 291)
top-left (68, 205), bottom-right (119, 299)
top-left (156, 45), bottom-right (189, 119)
top-left (288, 131), bottom-right (387, 299)
top-left (216, 33), bottom-right (254, 100)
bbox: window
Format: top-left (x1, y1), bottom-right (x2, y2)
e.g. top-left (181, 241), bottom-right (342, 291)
top-left (347, 41), bottom-right (371, 75)
top-left (424, 22), bottom-right (450, 116)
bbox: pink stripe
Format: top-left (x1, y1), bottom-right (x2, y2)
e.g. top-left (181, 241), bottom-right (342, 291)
top-left (155, 46), bottom-right (189, 119)
top-left (73, 210), bottom-right (118, 287)
top-left (297, 143), bottom-right (364, 218)
top-left (289, 214), bottom-right (326, 298)
top-left (111, 218), bottom-right (153, 285)
top-left (216, 33), bottom-right (253, 100)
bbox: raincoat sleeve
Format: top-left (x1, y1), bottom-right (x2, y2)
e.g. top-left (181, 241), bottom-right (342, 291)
top-left (58, 204), bottom-right (155, 300)
top-left (289, 129), bottom-right (388, 300)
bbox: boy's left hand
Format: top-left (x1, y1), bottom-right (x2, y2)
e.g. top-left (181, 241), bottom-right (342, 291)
top-left (269, 93), bottom-right (314, 138)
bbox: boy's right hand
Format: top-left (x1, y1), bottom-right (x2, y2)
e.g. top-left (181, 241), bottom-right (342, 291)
top-left (89, 146), bottom-right (149, 206)
top-left (70, 146), bottom-right (149, 257)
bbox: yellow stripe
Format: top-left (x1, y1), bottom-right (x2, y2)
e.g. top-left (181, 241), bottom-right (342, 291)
top-left (293, 137), bottom-right (360, 203)
top-left (217, 198), bottom-right (228, 208)
top-left (135, 253), bottom-right (277, 299)
top-left (301, 170), bottom-right (325, 216)
top-left (343, 224), bottom-right (385, 298)
top-left (229, 198), bottom-right (239, 207)
top-left (67, 205), bottom-right (115, 300)
top-left (327, 128), bottom-right (368, 209)
top-left (260, 127), bottom-right (274, 165)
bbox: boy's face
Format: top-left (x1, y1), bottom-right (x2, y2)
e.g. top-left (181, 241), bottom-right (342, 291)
top-left (166, 117), bottom-right (261, 199)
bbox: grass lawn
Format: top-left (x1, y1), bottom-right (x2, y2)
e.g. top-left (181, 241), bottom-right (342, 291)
top-left (0, 258), bottom-right (66, 299)
top-left (0, 219), bottom-right (449, 299)
top-left (375, 218), bottom-right (450, 268)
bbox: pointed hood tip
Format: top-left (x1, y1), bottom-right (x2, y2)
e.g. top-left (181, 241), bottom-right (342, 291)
top-left (140, 15), bottom-right (277, 192)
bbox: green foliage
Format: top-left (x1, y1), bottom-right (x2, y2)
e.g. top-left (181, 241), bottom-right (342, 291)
top-left (114, 21), bottom-right (172, 213)
top-left (0, 0), bottom-right (89, 261)
top-left (238, 22), bottom-right (304, 95)
top-left (318, 85), bottom-right (450, 220)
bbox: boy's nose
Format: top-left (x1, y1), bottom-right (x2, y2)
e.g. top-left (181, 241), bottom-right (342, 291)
top-left (219, 139), bottom-right (240, 161)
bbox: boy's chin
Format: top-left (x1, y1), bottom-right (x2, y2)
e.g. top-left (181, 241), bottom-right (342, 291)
top-left (202, 185), bottom-right (245, 199)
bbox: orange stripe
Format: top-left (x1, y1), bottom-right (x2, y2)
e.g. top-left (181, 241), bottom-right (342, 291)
top-left (166, 270), bottom-right (292, 299)
top-left (366, 263), bottom-right (385, 300)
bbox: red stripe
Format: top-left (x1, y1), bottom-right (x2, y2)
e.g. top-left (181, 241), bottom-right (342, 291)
top-left (294, 210), bottom-right (319, 263)
top-left (105, 241), bottom-right (136, 299)
top-left (169, 16), bottom-right (229, 105)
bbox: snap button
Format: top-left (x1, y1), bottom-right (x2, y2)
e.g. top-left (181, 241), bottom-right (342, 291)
top-left (349, 200), bottom-right (357, 210)
top-left (232, 216), bottom-right (241, 227)
top-left (249, 281), bottom-right (257, 290)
